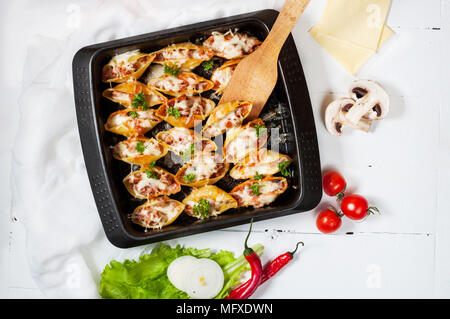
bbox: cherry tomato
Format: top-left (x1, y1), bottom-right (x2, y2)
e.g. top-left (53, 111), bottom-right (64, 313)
top-left (322, 171), bottom-right (346, 197)
top-left (340, 194), bottom-right (369, 220)
top-left (316, 209), bottom-right (342, 234)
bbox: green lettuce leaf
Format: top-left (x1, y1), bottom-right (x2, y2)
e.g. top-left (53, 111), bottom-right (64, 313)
top-left (99, 243), bottom-right (264, 299)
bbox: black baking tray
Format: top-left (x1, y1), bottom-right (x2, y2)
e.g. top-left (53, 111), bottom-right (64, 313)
top-left (72, 9), bottom-right (322, 248)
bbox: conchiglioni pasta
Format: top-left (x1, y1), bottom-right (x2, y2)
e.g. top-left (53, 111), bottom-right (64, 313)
top-left (230, 176), bottom-right (288, 208)
top-left (156, 127), bottom-right (216, 157)
top-left (112, 137), bottom-right (168, 165)
top-left (156, 95), bottom-right (215, 128)
top-left (211, 59), bottom-right (241, 94)
top-left (152, 42), bottom-right (215, 71)
top-left (102, 50), bottom-right (154, 83)
top-left (148, 72), bottom-right (214, 97)
top-left (102, 81), bottom-right (167, 108)
top-left (105, 109), bottom-right (162, 137)
top-left (182, 185), bottom-right (237, 219)
top-left (203, 31), bottom-right (261, 59)
top-left (131, 196), bottom-right (185, 229)
top-left (175, 152), bottom-right (229, 187)
top-left (229, 149), bottom-right (292, 180)
top-left (201, 101), bottom-right (252, 138)
top-left (123, 166), bottom-right (181, 199)
top-left (223, 118), bottom-right (268, 163)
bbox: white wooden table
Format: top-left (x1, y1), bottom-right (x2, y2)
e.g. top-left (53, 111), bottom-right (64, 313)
top-left (0, 0), bottom-right (449, 298)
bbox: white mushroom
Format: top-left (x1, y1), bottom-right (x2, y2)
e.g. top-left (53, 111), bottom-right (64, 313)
top-left (346, 79), bottom-right (389, 124)
top-left (325, 98), bottom-right (372, 136)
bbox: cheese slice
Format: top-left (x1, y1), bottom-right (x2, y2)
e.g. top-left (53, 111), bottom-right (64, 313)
top-left (310, 0), bottom-right (393, 74)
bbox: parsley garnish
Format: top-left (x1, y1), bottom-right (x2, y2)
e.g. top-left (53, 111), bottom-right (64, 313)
top-left (250, 183), bottom-right (262, 196)
top-left (201, 60), bottom-right (214, 71)
top-left (131, 93), bottom-right (149, 110)
top-left (183, 173), bottom-right (196, 184)
top-left (193, 199), bottom-right (210, 218)
top-left (149, 161), bottom-right (156, 168)
top-left (145, 169), bottom-right (160, 179)
top-left (164, 64), bottom-right (181, 77)
top-left (135, 141), bottom-right (146, 154)
top-left (254, 124), bottom-right (267, 138)
top-left (167, 107), bottom-right (181, 119)
top-left (278, 161), bottom-right (292, 177)
top-left (254, 172), bottom-right (264, 180)
top-left (180, 143), bottom-right (195, 162)
top-left (127, 111), bottom-right (138, 118)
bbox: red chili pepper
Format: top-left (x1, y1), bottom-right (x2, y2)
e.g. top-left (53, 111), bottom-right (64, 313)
top-left (226, 241), bottom-right (304, 298)
top-left (225, 219), bottom-right (262, 299)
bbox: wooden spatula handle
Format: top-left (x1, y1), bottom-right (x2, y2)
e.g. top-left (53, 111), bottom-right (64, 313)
top-left (262, 0), bottom-right (311, 54)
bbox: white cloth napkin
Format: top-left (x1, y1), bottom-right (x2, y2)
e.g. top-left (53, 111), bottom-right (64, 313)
top-left (10, 0), bottom-right (280, 298)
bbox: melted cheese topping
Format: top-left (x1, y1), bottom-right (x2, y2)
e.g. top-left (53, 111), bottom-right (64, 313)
top-left (157, 47), bottom-right (213, 62)
top-left (133, 198), bottom-right (181, 228)
top-left (231, 179), bottom-right (286, 208)
top-left (171, 96), bottom-right (211, 124)
top-left (109, 110), bottom-right (159, 128)
top-left (109, 50), bottom-right (141, 76)
top-left (211, 67), bottom-right (234, 91)
top-left (114, 138), bottom-right (163, 158)
top-left (160, 128), bottom-right (195, 154)
top-left (225, 126), bottom-right (260, 162)
top-left (126, 169), bottom-right (177, 198)
top-left (204, 31), bottom-right (260, 59)
top-left (153, 74), bottom-right (208, 94)
top-left (203, 104), bottom-right (248, 137)
top-left (184, 153), bottom-right (223, 182)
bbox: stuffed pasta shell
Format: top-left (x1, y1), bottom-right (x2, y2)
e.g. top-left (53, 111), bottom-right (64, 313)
top-left (156, 95), bottom-right (215, 128)
top-left (105, 109), bottom-right (162, 137)
top-left (123, 166), bottom-right (181, 199)
top-left (156, 127), bottom-right (216, 158)
top-left (152, 42), bottom-right (214, 71)
top-left (182, 186), bottom-right (237, 219)
top-left (223, 119), bottom-right (268, 163)
top-left (230, 177), bottom-right (288, 208)
top-left (201, 101), bottom-right (252, 138)
top-left (211, 59), bottom-right (241, 95)
top-left (112, 137), bottom-right (168, 165)
top-left (131, 196), bottom-right (185, 229)
top-left (175, 151), bottom-right (229, 187)
top-left (203, 31), bottom-right (261, 59)
top-left (102, 81), bottom-right (167, 108)
top-left (148, 72), bottom-right (214, 97)
top-left (102, 50), bottom-right (154, 83)
top-left (229, 149), bottom-right (292, 180)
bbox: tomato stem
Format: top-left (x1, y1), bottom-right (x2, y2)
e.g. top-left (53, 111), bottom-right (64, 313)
top-left (367, 206), bottom-right (380, 215)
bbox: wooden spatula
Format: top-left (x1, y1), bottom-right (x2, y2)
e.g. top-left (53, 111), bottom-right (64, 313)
top-left (218, 0), bottom-right (310, 120)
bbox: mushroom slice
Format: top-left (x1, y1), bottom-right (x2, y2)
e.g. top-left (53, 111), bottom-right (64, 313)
top-left (325, 98), bottom-right (373, 136)
top-left (346, 79), bottom-right (390, 123)
top-left (102, 81), bottom-right (167, 108)
top-left (229, 149), bottom-right (292, 180)
top-left (131, 196), bottom-right (185, 229)
top-left (156, 127), bottom-right (217, 158)
top-left (175, 151), bottom-right (229, 187)
top-left (105, 109), bottom-right (162, 137)
top-left (102, 50), bottom-right (154, 83)
top-left (202, 101), bottom-right (253, 138)
top-left (123, 166), bottom-right (181, 199)
top-left (182, 185), bottom-right (237, 219)
top-left (223, 118), bottom-right (268, 163)
top-left (148, 72), bottom-right (214, 97)
top-left (112, 137), bottom-right (168, 165)
top-left (230, 176), bottom-right (288, 208)
top-left (156, 95), bottom-right (216, 128)
top-left (152, 42), bottom-right (215, 71)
